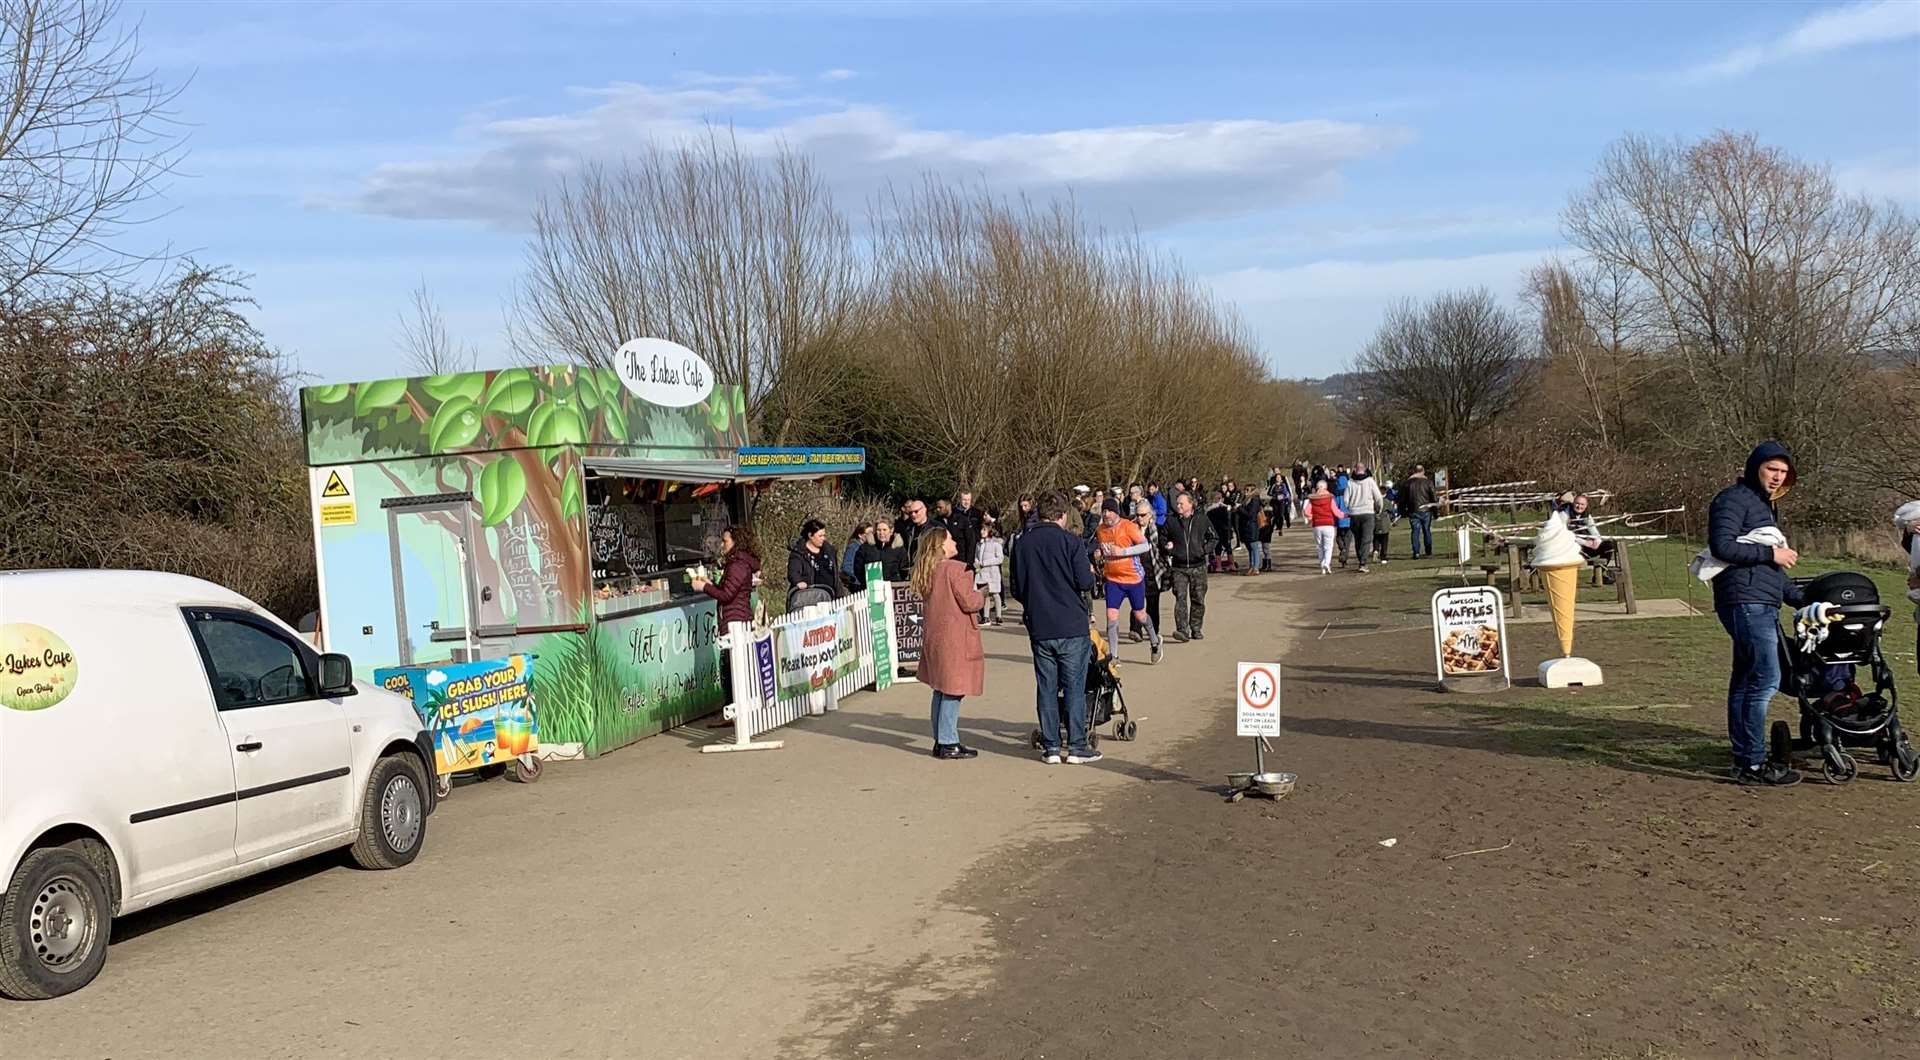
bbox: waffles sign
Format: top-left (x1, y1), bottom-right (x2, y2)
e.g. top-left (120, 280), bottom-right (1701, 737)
top-left (1431, 586), bottom-right (1511, 688)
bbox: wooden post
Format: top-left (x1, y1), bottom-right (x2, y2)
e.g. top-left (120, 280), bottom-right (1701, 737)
top-left (1507, 544), bottom-right (1524, 618)
top-left (1617, 541), bottom-right (1637, 615)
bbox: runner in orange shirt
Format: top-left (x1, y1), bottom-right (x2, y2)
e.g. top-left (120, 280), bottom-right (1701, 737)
top-left (1096, 498), bottom-right (1162, 663)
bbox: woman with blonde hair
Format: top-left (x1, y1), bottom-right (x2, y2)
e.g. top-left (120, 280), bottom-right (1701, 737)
top-left (910, 527), bottom-right (985, 760)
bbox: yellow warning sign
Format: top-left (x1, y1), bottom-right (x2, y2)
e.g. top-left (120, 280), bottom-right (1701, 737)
top-left (313, 466), bottom-right (357, 526)
top-left (319, 501), bottom-right (357, 526)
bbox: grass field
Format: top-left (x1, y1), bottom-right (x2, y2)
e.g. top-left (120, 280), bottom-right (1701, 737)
top-left (1299, 517), bottom-right (1917, 780)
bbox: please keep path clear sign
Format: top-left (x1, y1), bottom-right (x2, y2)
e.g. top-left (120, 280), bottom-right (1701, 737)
top-left (1236, 661), bottom-right (1281, 737)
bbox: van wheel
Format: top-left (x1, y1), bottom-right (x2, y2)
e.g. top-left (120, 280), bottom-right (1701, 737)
top-left (0, 845), bottom-right (113, 999)
top-left (351, 755), bottom-right (428, 870)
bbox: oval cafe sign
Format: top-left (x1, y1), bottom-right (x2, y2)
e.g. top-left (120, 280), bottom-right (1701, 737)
top-left (615, 337), bottom-right (714, 408)
top-left (1, 623), bottom-right (80, 711)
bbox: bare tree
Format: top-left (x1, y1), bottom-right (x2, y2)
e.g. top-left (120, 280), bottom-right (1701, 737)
top-left (1563, 131), bottom-right (1920, 479)
top-left (510, 130), bottom-right (869, 444)
top-left (0, 0), bottom-right (183, 299)
top-left (395, 281), bottom-right (473, 376)
top-left (1353, 288), bottom-right (1531, 446)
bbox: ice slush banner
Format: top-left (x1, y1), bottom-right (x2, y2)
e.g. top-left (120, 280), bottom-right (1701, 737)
top-left (374, 654), bottom-right (539, 775)
top-left (775, 612), bottom-right (858, 701)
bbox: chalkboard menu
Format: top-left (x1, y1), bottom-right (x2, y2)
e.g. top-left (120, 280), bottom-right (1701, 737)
top-left (892, 584), bottom-right (923, 674)
top-left (587, 498), bottom-right (659, 581)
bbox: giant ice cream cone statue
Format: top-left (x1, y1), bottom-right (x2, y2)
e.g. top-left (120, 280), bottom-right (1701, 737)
top-left (1531, 512), bottom-right (1603, 687)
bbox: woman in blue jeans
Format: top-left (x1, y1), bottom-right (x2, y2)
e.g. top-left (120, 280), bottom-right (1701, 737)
top-left (910, 528), bottom-right (985, 760)
top-left (1707, 442), bottom-right (1805, 786)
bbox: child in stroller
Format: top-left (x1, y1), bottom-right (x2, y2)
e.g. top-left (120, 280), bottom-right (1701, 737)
top-left (1772, 571), bottom-right (1919, 783)
top-left (1030, 617), bottom-right (1138, 751)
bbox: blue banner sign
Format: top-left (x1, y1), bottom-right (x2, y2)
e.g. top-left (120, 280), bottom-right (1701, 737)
top-left (736, 447), bottom-right (866, 476)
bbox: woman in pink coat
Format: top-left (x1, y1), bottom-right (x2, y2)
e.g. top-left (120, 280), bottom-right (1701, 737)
top-left (910, 527), bottom-right (984, 760)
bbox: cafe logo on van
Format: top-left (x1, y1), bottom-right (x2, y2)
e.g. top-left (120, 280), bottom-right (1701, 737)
top-left (614, 337), bottom-right (714, 408)
top-left (0, 623), bottom-right (79, 711)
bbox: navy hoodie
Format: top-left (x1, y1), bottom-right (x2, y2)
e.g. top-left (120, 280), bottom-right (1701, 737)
top-left (1011, 521), bottom-right (1096, 641)
top-left (1707, 441), bottom-right (1804, 609)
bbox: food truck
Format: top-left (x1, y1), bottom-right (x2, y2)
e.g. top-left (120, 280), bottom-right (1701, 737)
top-left (300, 344), bottom-right (864, 760)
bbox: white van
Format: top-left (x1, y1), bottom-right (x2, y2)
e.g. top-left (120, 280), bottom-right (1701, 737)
top-left (0, 571), bottom-right (435, 999)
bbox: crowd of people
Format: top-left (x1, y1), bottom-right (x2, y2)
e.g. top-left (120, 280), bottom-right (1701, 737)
top-left (701, 441), bottom-right (1920, 791)
top-left (735, 463), bottom-right (1499, 764)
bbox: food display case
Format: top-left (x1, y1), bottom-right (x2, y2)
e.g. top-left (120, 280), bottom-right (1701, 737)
top-left (586, 475), bottom-right (738, 620)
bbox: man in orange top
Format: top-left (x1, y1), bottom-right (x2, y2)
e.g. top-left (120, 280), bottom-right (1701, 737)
top-left (1097, 498), bottom-right (1162, 664)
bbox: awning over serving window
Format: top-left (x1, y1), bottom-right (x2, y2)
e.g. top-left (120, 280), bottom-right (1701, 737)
top-left (582, 456), bottom-right (738, 482)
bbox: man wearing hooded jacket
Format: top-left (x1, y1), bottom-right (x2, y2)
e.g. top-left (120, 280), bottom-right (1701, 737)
top-left (1708, 441), bottom-right (1805, 787)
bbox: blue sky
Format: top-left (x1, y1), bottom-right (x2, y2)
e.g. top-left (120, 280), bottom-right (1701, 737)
top-left (128, 0), bottom-right (1920, 384)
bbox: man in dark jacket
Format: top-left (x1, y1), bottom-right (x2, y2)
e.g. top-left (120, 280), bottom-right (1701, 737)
top-left (1709, 440), bottom-right (1805, 787)
top-left (1161, 491), bottom-right (1216, 640)
top-left (897, 499), bottom-right (940, 560)
top-left (1400, 465), bottom-right (1437, 559)
top-left (1012, 491), bottom-right (1100, 765)
top-left (947, 490), bottom-right (983, 567)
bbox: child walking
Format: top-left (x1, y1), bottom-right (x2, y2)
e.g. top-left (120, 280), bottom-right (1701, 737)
top-left (974, 522), bottom-right (1006, 626)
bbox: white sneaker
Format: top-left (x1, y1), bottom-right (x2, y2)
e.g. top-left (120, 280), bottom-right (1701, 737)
top-left (1066, 750), bottom-right (1104, 764)
top-left (1042, 751), bottom-right (1062, 765)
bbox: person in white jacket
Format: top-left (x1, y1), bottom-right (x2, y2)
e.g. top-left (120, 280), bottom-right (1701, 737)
top-left (1898, 500), bottom-right (1920, 676)
top-left (1342, 467), bottom-right (1386, 574)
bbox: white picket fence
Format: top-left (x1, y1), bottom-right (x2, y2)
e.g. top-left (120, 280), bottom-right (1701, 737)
top-left (701, 589), bottom-right (885, 754)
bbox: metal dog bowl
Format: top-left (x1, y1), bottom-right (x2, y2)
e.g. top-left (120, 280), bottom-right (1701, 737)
top-left (1226, 771), bottom-right (1296, 799)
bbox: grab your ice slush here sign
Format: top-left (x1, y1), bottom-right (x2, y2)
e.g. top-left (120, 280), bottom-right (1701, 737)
top-left (614, 337), bottom-right (713, 408)
top-left (1236, 662), bottom-right (1281, 737)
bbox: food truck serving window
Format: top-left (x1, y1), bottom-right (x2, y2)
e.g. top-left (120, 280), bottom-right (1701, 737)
top-left (587, 475), bottom-right (739, 619)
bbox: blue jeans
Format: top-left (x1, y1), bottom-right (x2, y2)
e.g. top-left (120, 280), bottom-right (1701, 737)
top-left (1032, 635), bottom-right (1092, 754)
top-left (930, 690), bottom-right (962, 746)
top-left (1246, 540), bottom-right (1264, 571)
top-left (1717, 603), bottom-right (1782, 768)
top-left (1408, 511), bottom-right (1433, 558)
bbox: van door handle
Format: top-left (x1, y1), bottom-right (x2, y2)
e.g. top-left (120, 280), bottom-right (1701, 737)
top-left (235, 740), bottom-right (263, 752)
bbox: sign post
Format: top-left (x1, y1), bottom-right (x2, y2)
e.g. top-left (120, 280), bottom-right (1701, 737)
top-left (1227, 662), bottom-right (1293, 804)
top-left (1430, 586), bottom-right (1511, 693)
top-left (1236, 662), bottom-right (1281, 737)
top-left (866, 563), bottom-right (893, 692)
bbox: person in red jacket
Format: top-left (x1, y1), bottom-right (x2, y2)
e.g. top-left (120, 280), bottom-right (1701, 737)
top-left (690, 524), bottom-right (761, 726)
top-left (1305, 479), bottom-right (1345, 575)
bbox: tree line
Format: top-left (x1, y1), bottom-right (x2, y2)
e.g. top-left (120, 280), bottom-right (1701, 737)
top-left (504, 132), bottom-right (1334, 504)
top-left (2, 0), bottom-right (1327, 624)
top-left (1346, 130), bottom-right (1918, 530)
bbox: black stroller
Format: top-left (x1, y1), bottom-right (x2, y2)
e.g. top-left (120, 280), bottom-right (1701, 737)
top-left (1771, 571), bottom-right (1919, 784)
top-left (1029, 621), bottom-right (1138, 750)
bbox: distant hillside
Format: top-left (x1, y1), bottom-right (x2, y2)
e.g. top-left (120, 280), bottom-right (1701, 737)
top-left (1290, 371), bottom-right (1368, 400)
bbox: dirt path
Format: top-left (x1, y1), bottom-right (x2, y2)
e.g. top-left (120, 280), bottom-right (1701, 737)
top-left (828, 533), bottom-right (1920, 1060)
top-left (0, 550), bottom-right (1297, 1059)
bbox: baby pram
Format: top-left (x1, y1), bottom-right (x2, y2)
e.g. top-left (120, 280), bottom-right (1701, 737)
top-left (1770, 571), bottom-right (1919, 783)
top-left (1029, 619), bottom-right (1138, 750)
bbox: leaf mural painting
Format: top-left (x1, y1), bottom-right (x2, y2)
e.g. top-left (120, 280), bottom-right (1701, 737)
top-left (303, 364), bottom-right (746, 465)
top-left (483, 368), bottom-right (537, 418)
top-left (428, 396), bottom-right (484, 453)
top-left (477, 456), bottom-right (528, 527)
top-left (353, 377), bottom-right (411, 417)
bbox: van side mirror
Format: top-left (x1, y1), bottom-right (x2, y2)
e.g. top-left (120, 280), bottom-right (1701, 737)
top-left (318, 653), bottom-right (357, 697)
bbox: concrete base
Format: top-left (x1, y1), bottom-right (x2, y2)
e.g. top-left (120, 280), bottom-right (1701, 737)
top-left (1539, 656), bottom-right (1604, 688)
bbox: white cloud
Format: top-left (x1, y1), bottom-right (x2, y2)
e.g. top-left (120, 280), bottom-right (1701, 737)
top-left (1205, 249), bottom-right (1561, 376)
top-left (1690, 0), bottom-right (1920, 78)
top-left (1832, 155), bottom-right (1920, 202)
top-left (819, 68), bottom-right (858, 82)
top-left (335, 77), bottom-right (1411, 232)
